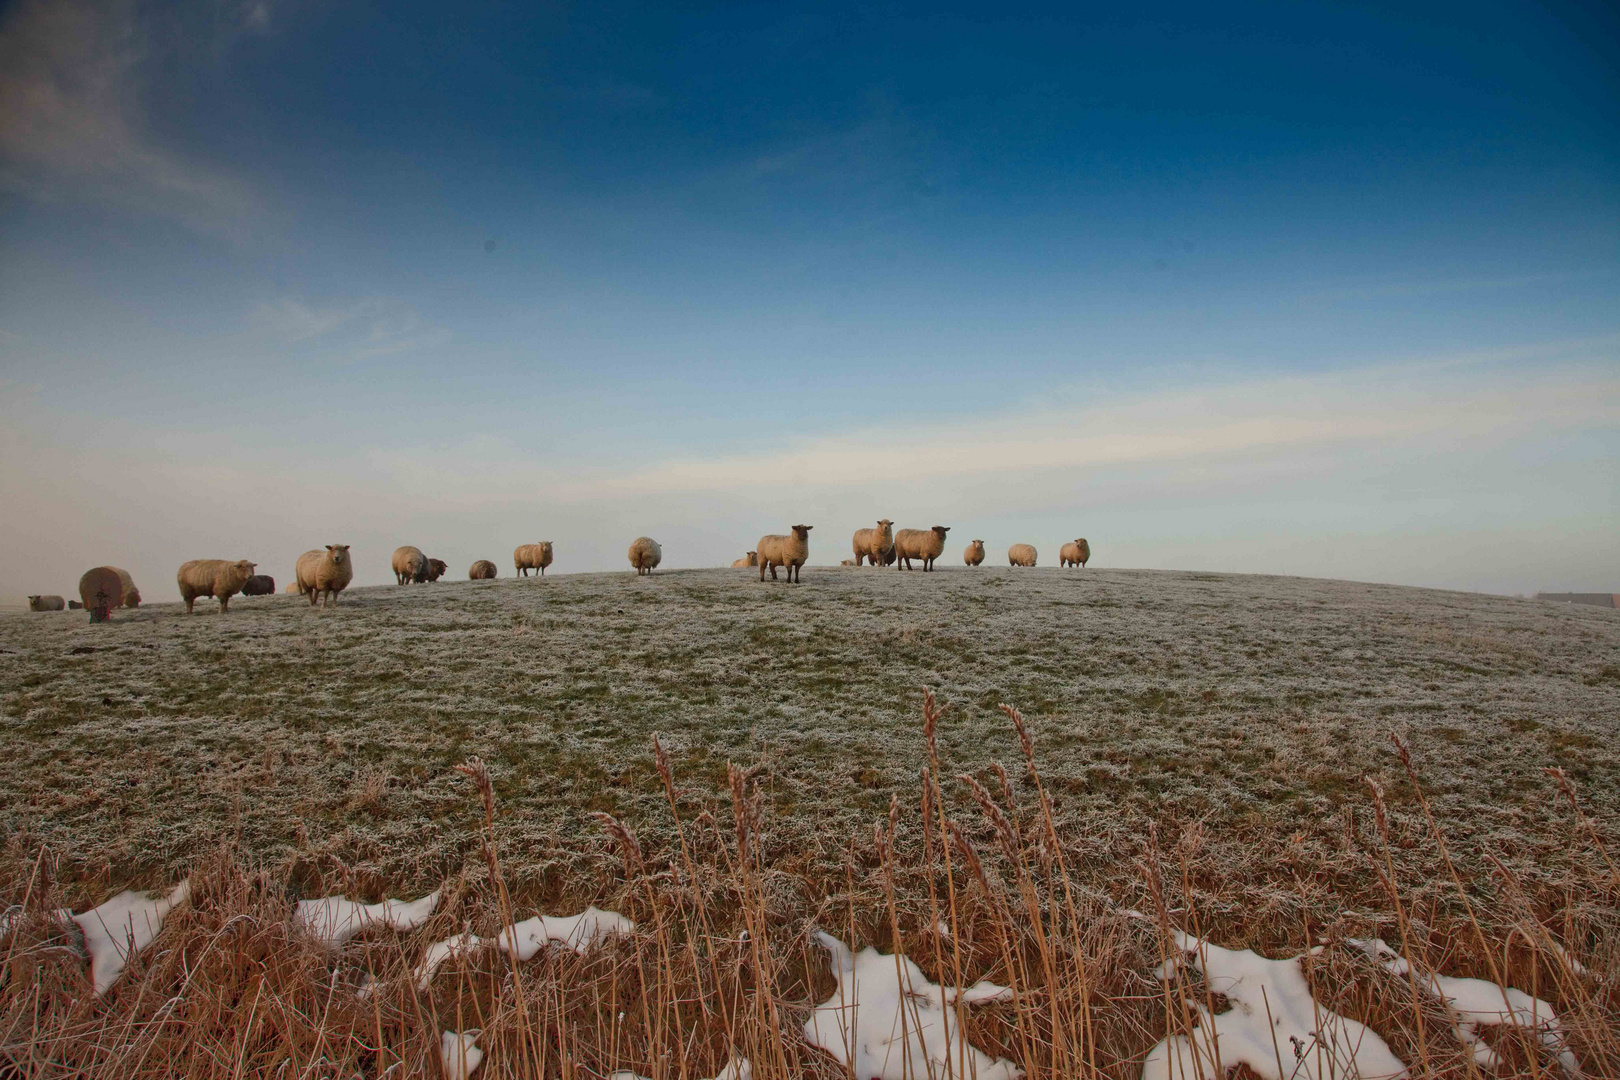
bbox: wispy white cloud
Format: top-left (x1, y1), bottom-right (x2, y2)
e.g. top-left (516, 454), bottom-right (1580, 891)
top-left (0, 0), bottom-right (266, 236)
top-left (250, 295), bottom-right (451, 358)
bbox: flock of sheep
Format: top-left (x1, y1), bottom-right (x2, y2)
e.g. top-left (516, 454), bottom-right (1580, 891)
top-left (24, 523), bottom-right (1090, 614)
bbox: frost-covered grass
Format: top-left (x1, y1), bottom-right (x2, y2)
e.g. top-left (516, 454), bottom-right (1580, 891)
top-left (1, 567), bottom-right (1617, 1076)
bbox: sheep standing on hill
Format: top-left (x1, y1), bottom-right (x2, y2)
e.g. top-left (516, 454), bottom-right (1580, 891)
top-left (628, 537), bottom-right (662, 575)
top-left (425, 558), bottom-right (448, 581)
top-left (27, 595), bottom-right (65, 611)
top-left (731, 551), bottom-right (758, 568)
top-left (1008, 543), bottom-right (1037, 567)
top-left (964, 540), bottom-right (986, 566)
top-left (469, 560), bottom-right (497, 580)
top-left (757, 525), bottom-right (812, 583)
top-left (852, 520), bottom-right (895, 567)
top-left (242, 575), bottom-right (276, 595)
top-left (393, 546), bottom-right (427, 585)
top-left (515, 542), bottom-right (555, 577)
top-left (96, 567), bottom-right (140, 607)
top-left (894, 526), bottom-right (951, 571)
top-left (296, 545), bottom-right (354, 608)
top-left (177, 559), bottom-right (258, 614)
top-left (1060, 539), bottom-right (1091, 568)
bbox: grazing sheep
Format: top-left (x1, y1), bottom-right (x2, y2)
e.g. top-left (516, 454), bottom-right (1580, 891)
top-left (1008, 543), bottom-right (1037, 567)
top-left (241, 574), bottom-right (276, 595)
top-left (514, 542), bottom-right (555, 578)
top-left (295, 545), bottom-right (354, 608)
top-left (68, 600), bottom-right (84, 609)
top-left (757, 524), bottom-right (812, 583)
top-left (469, 560), bottom-right (497, 580)
top-left (425, 558), bottom-right (448, 581)
top-left (393, 546), bottom-right (428, 585)
top-left (628, 537), bottom-right (662, 575)
top-left (894, 526), bottom-right (951, 571)
top-left (1060, 538), bottom-right (1091, 568)
top-left (731, 551), bottom-right (758, 568)
top-left (176, 559), bottom-right (258, 614)
top-left (94, 567), bottom-right (140, 607)
top-left (27, 595), bottom-right (65, 611)
top-left (852, 519), bottom-right (895, 567)
top-left (964, 540), bottom-right (986, 566)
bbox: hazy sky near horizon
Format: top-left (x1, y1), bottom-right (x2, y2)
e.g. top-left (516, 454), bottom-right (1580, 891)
top-left (1, 0), bottom-right (1616, 602)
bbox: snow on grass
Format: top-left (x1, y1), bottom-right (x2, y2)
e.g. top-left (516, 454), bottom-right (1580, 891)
top-left (1347, 937), bottom-right (1581, 1076)
top-left (412, 906), bottom-right (634, 990)
top-left (293, 886), bottom-right (441, 947)
top-left (440, 1029), bottom-right (483, 1079)
top-left (1144, 930), bottom-right (1408, 1080)
top-left (803, 930), bottom-right (1022, 1080)
top-left (72, 879), bottom-right (190, 996)
top-left (609, 1056), bottom-right (751, 1080)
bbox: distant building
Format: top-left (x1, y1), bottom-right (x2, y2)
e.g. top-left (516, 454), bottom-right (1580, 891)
top-left (1535, 593), bottom-right (1618, 609)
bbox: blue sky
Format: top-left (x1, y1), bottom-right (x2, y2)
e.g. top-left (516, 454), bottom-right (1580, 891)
top-left (1, 0), bottom-right (1616, 600)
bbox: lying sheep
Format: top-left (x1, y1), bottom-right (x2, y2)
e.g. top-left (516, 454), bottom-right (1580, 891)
top-left (27, 595), bottom-right (65, 611)
top-left (177, 559), bottom-right (258, 614)
top-left (757, 524), bottom-right (812, 583)
top-left (515, 542), bottom-right (555, 578)
top-left (425, 558), bottom-right (448, 581)
top-left (840, 558), bottom-right (857, 566)
top-left (894, 525), bottom-right (950, 571)
top-left (852, 519), bottom-right (895, 567)
top-left (241, 574), bottom-right (276, 595)
top-left (731, 551), bottom-right (758, 568)
top-left (1008, 543), bottom-right (1037, 567)
top-left (1060, 538), bottom-right (1091, 568)
top-left (295, 545), bottom-right (353, 608)
top-left (97, 567), bottom-right (140, 607)
top-left (285, 581), bottom-right (302, 594)
top-left (628, 537), bottom-right (662, 575)
top-left (964, 540), bottom-right (986, 566)
top-left (469, 560), bottom-right (497, 580)
top-left (393, 546), bottom-right (427, 585)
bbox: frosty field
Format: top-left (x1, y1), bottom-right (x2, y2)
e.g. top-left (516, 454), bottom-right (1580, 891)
top-left (4, 566), bottom-right (1616, 889)
top-left (2, 566), bottom-right (1617, 1077)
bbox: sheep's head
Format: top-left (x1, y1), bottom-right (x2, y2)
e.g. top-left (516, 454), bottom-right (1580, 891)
top-left (540, 542), bottom-right (553, 553)
top-left (327, 544), bottom-right (351, 566)
top-left (792, 524), bottom-right (812, 539)
top-left (235, 560), bottom-right (257, 575)
top-left (973, 539), bottom-right (985, 546)
top-left (28, 595), bottom-right (39, 604)
top-left (933, 525), bottom-right (951, 538)
top-left (877, 518), bottom-right (893, 530)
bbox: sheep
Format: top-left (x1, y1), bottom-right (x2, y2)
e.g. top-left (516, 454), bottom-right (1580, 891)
top-left (241, 574), bottom-right (276, 595)
top-left (840, 558), bottom-right (856, 566)
top-left (515, 542), bottom-right (555, 578)
top-left (1060, 538), bottom-right (1091, 568)
top-left (851, 519), bottom-right (895, 567)
top-left (628, 537), bottom-right (662, 576)
top-left (757, 524), bottom-right (812, 583)
top-left (176, 559), bottom-right (258, 614)
top-left (1008, 543), bottom-right (1037, 567)
top-left (96, 567), bottom-right (140, 607)
top-left (731, 551), bottom-right (758, 568)
top-left (27, 595), bottom-right (65, 611)
top-left (78, 567), bottom-right (125, 619)
top-left (425, 558), bottom-right (448, 581)
top-left (285, 581), bottom-right (302, 594)
top-left (894, 525), bottom-right (950, 571)
top-left (68, 600), bottom-right (84, 609)
top-left (964, 540), bottom-right (986, 566)
top-left (295, 545), bottom-right (354, 608)
top-left (469, 560), bottom-right (497, 580)
top-left (393, 546), bottom-right (428, 585)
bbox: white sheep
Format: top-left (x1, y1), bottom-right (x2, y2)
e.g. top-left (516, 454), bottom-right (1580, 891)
top-left (757, 525), bottom-right (812, 583)
top-left (628, 537), bottom-right (662, 575)
top-left (894, 526), bottom-right (950, 571)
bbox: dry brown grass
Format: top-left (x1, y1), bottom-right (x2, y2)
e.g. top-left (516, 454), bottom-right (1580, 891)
top-left (2, 693), bottom-right (1615, 1079)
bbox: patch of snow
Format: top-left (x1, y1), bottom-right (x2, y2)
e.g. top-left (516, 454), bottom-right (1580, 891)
top-left (609, 1056), bottom-right (751, 1080)
top-left (441, 1029), bottom-right (483, 1079)
top-left (1144, 930), bottom-right (1407, 1080)
top-left (413, 906), bottom-right (633, 990)
top-left (293, 886), bottom-right (441, 947)
top-left (803, 930), bottom-right (1022, 1080)
top-left (1347, 938), bottom-right (1580, 1076)
top-left (73, 879), bottom-right (191, 996)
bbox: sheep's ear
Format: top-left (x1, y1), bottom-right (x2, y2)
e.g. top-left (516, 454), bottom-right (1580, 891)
top-left (326, 545), bottom-right (335, 552)
top-left (340, 545), bottom-right (350, 552)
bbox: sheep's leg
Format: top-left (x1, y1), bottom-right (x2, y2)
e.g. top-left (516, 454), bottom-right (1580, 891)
top-left (219, 596), bottom-right (230, 613)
